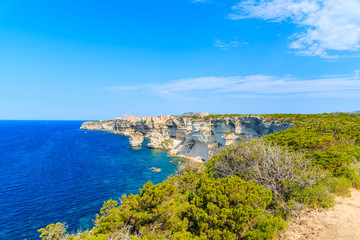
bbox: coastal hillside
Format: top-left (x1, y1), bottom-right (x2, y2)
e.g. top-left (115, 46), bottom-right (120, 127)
top-left (40, 113), bottom-right (360, 240)
top-left (81, 114), bottom-right (292, 162)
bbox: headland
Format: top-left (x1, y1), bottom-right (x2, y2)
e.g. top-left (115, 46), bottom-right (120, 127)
top-left (80, 112), bottom-right (293, 162)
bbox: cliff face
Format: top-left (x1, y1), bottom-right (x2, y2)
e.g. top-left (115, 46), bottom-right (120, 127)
top-left (81, 116), bottom-right (293, 162)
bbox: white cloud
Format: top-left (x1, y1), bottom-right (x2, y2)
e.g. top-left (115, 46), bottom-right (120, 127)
top-left (107, 72), bottom-right (360, 100)
top-left (229, 0), bottom-right (360, 58)
top-left (355, 69), bottom-right (360, 79)
top-left (214, 39), bottom-right (248, 49)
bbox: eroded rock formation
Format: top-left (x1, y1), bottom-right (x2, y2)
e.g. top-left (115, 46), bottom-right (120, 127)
top-left (81, 115), bottom-right (293, 162)
top-left (129, 132), bottom-right (144, 147)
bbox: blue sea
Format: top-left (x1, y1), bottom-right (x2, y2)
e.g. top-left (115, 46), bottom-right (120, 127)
top-left (0, 121), bottom-right (183, 239)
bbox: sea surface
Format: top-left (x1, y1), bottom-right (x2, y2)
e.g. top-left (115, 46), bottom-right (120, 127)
top-left (0, 121), bottom-right (183, 239)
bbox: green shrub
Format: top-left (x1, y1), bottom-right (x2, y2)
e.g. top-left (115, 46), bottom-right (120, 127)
top-left (38, 223), bottom-right (67, 240)
top-left (226, 130), bottom-right (234, 135)
top-left (90, 171), bottom-right (284, 240)
top-left (321, 176), bottom-right (352, 197)
top-left (342, 164), bottom-right (360, 189)
top-left (208, 140), bottom-right (323, 203)
top-left (291, 184), bottom-right (335, 209)
top-left (184, 175), bottom-right (285, 240)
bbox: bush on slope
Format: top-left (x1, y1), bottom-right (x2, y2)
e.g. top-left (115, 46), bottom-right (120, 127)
top-left (39, 168), bottom-right (284, 240)
top-left (263, 113), bottom-right (360, 179)
top-left (207, 140), bottom-right (323, 204)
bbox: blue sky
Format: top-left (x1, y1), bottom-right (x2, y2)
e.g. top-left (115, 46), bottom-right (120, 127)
top-left (0, 0), bottom-right (359, 120)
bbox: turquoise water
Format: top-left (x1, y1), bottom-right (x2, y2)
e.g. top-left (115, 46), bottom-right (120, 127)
top-left (0, 121), bottom-right (182, 239)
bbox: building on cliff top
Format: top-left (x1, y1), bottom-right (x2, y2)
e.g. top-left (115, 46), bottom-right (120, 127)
top-left (115, 114), bottom-right (175, 123)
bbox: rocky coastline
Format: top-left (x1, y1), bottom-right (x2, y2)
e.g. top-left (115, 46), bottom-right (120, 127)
top-left (80, 113), bottom-right (293, 163)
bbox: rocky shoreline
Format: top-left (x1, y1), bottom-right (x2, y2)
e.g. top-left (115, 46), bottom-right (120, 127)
top-left (80, 114), bottom-right (293, 163)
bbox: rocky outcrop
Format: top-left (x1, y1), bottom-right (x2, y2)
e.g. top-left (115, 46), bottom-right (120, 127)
top-left (81, 115), bottom-right (293, 162)
top-left (129, 132), bottom-right (144, 147)
top-left (80, 120), bottom-right (115, 131)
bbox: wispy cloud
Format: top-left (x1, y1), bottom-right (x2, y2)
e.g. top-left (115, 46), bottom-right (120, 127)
top-left (214, 39), bottom-right (248, 49)
top-left (229, 0), bottom-right (360, 58)
top-left (107, 71), bottom-right (360, 100)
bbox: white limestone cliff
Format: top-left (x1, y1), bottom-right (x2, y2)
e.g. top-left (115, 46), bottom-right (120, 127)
top-left (81, 115), bottom-right (293, 162)
top-left (129, 132), bottom-right (144, 147)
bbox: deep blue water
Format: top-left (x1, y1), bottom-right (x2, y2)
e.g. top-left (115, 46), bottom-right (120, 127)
top-left (0, 121), bottom-right (183, 239)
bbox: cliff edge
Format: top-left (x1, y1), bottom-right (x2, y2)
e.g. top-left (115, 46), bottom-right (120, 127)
top-left (81, 114), bottom-right (293, 162)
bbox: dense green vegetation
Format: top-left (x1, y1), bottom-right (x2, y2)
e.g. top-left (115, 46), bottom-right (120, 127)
top-left (39, 113), bottom-right (360, 239)
top-left (263, 113), bottom-right (360, 179)
top-left (207, 140), bottom-right (324, 212)
top-left (39, 167), bottom-right (284, 240)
